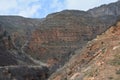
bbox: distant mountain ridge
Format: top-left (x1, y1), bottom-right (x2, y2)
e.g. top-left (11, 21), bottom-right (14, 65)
top-left (88, 1), bottom-right (120, 17)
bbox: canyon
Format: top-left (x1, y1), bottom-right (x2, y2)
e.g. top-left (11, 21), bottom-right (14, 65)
top-left (0, 1), bottom-right (120, 80)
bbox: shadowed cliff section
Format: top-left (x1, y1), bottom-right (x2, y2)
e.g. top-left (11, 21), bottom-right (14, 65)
top-left (0, 48), bottom-right (17, 66)
top-left (0, 66), bottom-right (49, 80)
top-left (0, 18), bottom-right (50, 80)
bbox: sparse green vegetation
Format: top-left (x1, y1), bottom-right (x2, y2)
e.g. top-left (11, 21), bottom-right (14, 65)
top-left (102, 48), bottom-right (106, 54)
top-left (108, 77), bottom-right (113, 80)
top-left (85, 68), bottom-right (99, 77)
top-left (116, 69), bottom-right (120, 74)
top-left (109, 54), bottom-right (120, 66)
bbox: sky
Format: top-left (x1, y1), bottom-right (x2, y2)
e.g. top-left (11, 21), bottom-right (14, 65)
top-left (0, 0), bottom-right (118, 18)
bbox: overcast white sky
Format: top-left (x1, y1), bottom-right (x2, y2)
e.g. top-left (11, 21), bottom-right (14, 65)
top-left (0, 0), bottom-right (118, 18)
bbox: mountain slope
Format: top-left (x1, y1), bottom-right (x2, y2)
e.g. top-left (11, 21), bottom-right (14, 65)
top-left (0, 1), bottom-right (119, 74)
top-left (48, 20), bottom-right (120, 80)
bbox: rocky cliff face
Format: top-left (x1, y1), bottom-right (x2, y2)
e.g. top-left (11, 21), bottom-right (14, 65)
top-left (24, 10), bottom-right (116, 72)
top-left (48, 20), bottom-right (120, 80)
